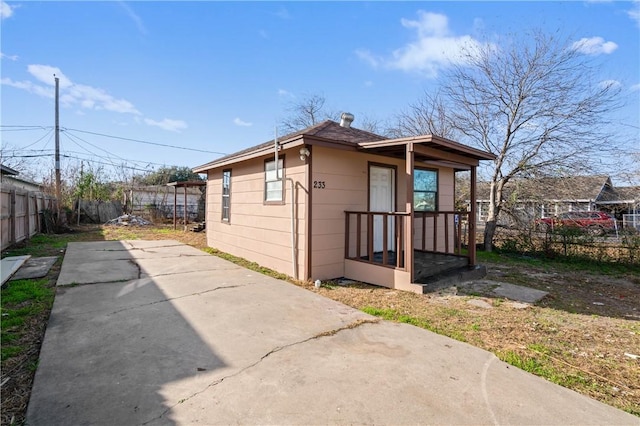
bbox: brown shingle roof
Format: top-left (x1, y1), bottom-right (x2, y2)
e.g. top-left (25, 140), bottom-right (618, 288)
top-left (194, 120), bottom-right (387, 171)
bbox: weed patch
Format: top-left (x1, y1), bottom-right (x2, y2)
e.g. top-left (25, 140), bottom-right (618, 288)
top-left (1, 279), bottom-right (54, 355)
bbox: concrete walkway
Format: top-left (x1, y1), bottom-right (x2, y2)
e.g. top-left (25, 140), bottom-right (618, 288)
top-left (27, 241), bottom-right (638, 425)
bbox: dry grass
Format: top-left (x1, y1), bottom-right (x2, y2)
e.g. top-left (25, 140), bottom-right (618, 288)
top-left (1, 224), bottom-right (638, 424)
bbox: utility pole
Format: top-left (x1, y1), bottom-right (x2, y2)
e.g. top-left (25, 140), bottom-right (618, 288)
top-left (54, 75), bottom-right (62, 220)
top-left (77, 161), bottom-right (83, 225)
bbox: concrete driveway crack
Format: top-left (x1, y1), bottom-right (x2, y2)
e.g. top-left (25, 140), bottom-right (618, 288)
top-left (142, 267), bottom-right (242, 279)
top-left (129, 259), bottom-right (141, 279)
top-left (139, 318), bottom-right (380, 425)
top-left (107, 284), bottom-right (246, 317)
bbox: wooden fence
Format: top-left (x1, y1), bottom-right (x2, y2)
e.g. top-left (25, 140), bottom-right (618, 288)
top-left (1, 188), bottom-right (57, 251)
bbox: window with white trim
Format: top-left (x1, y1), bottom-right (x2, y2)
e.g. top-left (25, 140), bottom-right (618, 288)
top-left (264, 158), bottom-right (284, 203)
top-left (221, 169), bottom-right (231, 221)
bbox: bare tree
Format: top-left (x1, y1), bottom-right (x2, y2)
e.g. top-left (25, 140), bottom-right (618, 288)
top-left (279, 92), bottom-right (388, 137)
top-left (280, 94), bottom-right (327, 133)
top-left (357, 113), bottom-right (389, 136)
top-left (613, 151), bottom-right (640, 187)
top-left (387, 91), bottom-right (458, 139)
top-left (0, 142), bottom-right (43, 181)
top-left (280, 93), bottom-right (340, 134)
top-left (397, 30), bottom-right (622, 251)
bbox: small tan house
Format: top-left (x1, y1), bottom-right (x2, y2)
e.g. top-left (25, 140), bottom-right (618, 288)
top-left (194, 117), bottom-right (495, 293)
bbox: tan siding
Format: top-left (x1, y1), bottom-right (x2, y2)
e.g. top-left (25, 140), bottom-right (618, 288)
top-left (310, 147), bottom-right (406, 280)
top-left (344, 260), bottom-right (418, 292)
top-left (205, 148), bottom-right (308, 279)
top-left (438, 168), bottom-right (455, 210)
top-left (205, 143), bottom-right (461, 286)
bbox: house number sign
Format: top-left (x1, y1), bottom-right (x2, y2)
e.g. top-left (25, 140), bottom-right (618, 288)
top-left (313, 181), bottom-right (326, 189)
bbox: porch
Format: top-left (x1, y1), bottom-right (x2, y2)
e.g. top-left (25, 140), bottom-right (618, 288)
top-left (344, 210), bottom-right (484, 293)
top-left (339, 135), bottom-right (493, 293)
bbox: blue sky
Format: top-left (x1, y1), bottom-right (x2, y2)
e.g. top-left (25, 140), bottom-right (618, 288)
top-left (1, 1), bottom-right (639, 182)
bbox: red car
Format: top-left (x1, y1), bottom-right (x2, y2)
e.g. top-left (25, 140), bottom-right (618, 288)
top-left (536, 211), bottom-right (616, 235)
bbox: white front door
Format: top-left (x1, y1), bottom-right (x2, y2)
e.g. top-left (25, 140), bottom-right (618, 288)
top-left (369, 166), bottom-right (395, 252)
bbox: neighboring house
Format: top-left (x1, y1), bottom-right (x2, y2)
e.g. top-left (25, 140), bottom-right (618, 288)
top-left (1, 165), bottom-right (43, 192)
top-left (474, 175), bottom-right (639, 228)
top-left (194, 117), bottom-right (495, 293)
top-left (600, 185), bottom-right (640, 214)
top-left (607, 186), bottom-right (640, 230)
top-left (1, 165), bottom-right (55, 250)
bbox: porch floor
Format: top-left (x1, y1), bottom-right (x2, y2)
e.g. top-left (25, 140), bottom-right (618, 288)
top-left (363, 250), bottom-right (470, 281)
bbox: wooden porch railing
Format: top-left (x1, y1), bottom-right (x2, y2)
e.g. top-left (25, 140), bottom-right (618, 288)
top-left (344, 210), bottom-right (470, 270)
top-left (345, 211), bottom-right (410, 269)
top-left (414, 211), bottom-right (470, 255)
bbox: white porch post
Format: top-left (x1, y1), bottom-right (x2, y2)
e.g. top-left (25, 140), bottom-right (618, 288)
top-left (405, 143), bottom-right (414, 281)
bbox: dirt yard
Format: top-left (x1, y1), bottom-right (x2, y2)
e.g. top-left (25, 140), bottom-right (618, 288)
top-left (2, 224), bottom-right (639, 423)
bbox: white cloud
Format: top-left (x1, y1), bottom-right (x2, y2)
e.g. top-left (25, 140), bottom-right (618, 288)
top-left (0, 52), bottom-right (18, 61)
top-left (233, 117), bottom-right (253, 127)
top-left (6, 63), bottom-right (190, 130)
top-left (144, 118), bottom-right (187, 132)
top-left (29, 64), bottom-right (139, 114)
top-left (118, 1), bottom-right (147, 35)
top-left (1, 1), bottom-right (15, 19)
top-left (274, 7), bottom-right (291, 19)
top-left (5, 64), bottom-right (142, 115)
top-left (355, 49), bottom-right (381, 69)
top-left (401, 11), bottom-right (450, 38)
top-left (65, 83), bottom-right (140, 114)
top-left (358, 11), bottom-right (489, 78)
top-left (277, 89), bottom-right (294, 98)
top-left (28, 64), bottom-right (73, 87)
top-left (629, 83), bottom-right (640, 92)
top-left (1, 77), bottom-right (54, 98)
top-left (571, 37), bottom-right (618, 55)
top-left (629, 1), bottom-right (640, 27)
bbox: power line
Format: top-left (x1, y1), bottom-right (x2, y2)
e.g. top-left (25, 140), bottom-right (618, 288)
top-left (21, 128), bottom-right (55, 150)
top-left (4, 153), bottom-right (158, 173)
top-left (3, 147), bottom-right (185, 169)
top-left (3, 154), bottom-right (53, 158)
top-left (62, 155), bottom-right (157, 172)
top-left (0, 125), bottom-right (53, 131)
top-left (61, 132), bottom-right (186, 169)
top-left (62, 131), bottom-right (126, 167)
top-left (64, 127), bottom-right (227, 155)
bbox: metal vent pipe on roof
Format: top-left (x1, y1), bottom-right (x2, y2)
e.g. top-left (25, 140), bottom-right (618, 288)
top-left (340, 112), bottom-right (354, 128)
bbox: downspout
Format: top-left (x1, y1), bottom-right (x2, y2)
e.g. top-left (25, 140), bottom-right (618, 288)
top-left (274, 127), bottom-right (298, 280)
top-left (287, 177), bottom-right (298, 280)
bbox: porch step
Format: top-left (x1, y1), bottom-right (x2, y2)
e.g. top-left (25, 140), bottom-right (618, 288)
top-left (413, 254), bottom-right (469, 281)
top-left (416, 265), bottom-right (487, 294)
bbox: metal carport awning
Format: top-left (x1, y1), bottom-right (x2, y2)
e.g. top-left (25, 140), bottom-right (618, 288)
top-left (166, 180), bottom-right (207, 230)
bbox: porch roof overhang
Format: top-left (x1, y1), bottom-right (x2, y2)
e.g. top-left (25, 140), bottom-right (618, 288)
top-left (194, 132), bottom-right (496, 173)
top-left (358, 135), bottom-right (495, 170)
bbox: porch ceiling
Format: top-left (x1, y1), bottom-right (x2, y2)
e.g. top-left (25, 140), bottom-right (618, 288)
top-left (358, 135), bottom-right (495, 169)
